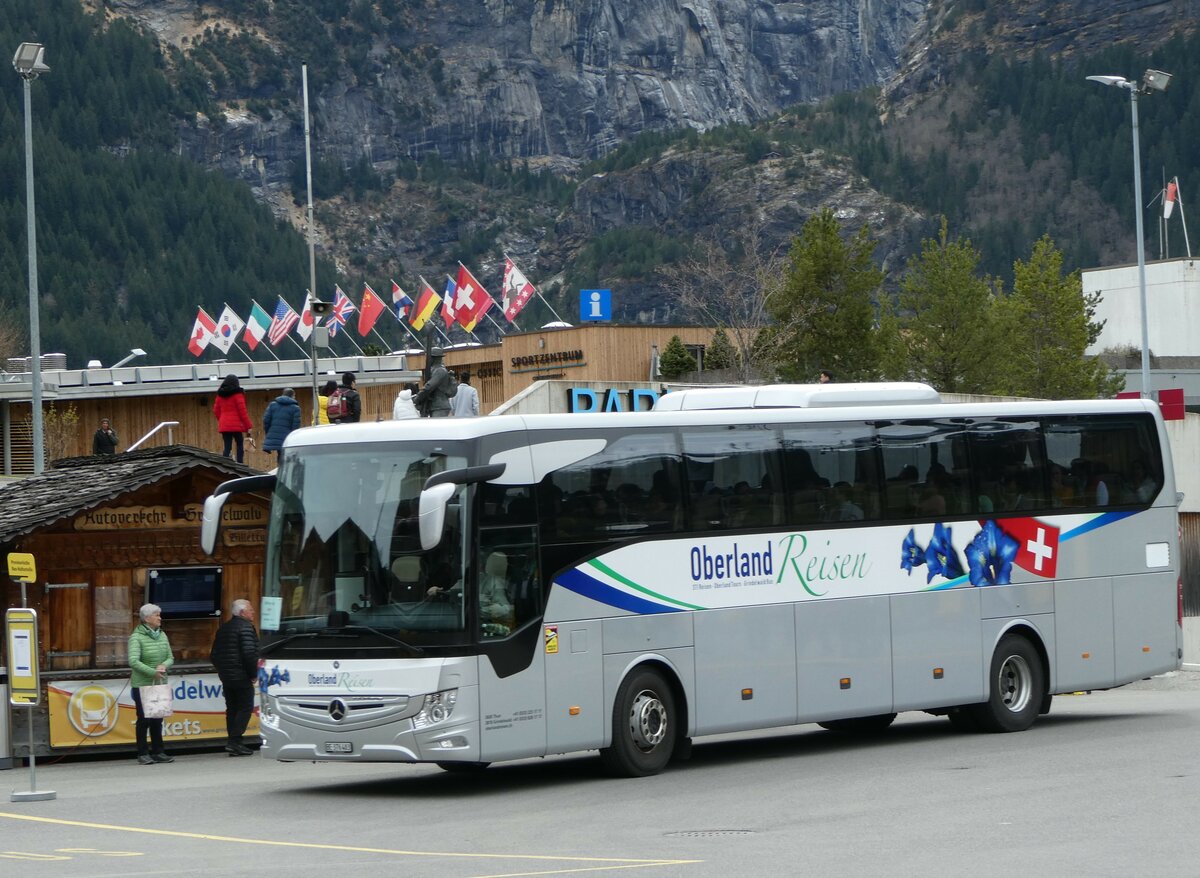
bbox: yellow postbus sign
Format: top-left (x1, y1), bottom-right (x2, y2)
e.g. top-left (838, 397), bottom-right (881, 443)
top-left (7, 552), bottom-right (36, 583)
top-left (6, 607), bottom-right (40, 706)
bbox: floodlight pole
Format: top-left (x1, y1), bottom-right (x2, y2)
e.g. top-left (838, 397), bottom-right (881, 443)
top-left (16, 46), bottom-right (45, 473)
top-left (1128, 83), bottom-right (1152, 400)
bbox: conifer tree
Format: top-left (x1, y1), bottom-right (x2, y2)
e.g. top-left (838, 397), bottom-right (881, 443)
top-left (994, 235), bottom-right (1121, 398)
top-left (705, 328), bottom-right (737, 371)
top-left (769, 209), bottom-right (884, 382)
top-left (895, 219), bottom-right (997, 394)
top-left (658, 335), bottom-right (697, 380)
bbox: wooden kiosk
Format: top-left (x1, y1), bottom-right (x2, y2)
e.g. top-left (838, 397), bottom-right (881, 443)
top-left (0, 446), bottom-right (269, 758)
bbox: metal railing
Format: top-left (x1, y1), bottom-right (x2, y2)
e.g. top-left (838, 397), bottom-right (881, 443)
top-left (126, 420), bottom-right (179, 451)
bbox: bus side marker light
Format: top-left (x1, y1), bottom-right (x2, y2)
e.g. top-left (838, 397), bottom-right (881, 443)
top-left (1143, 646), bottom-right (1151, 653)
top-left (932, 668), bottom-right (944, 679)
top-left (839, 678), bottom-right (851, 690)
top-left (1082, 652), bottom-right (1091, 659)
top-left (741, 688), bottom-right (753, 701)
top-left (569, 706), bottom-right (581, 715)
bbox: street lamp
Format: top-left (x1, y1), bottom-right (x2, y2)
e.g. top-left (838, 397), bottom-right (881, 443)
top-left (1087, 68), bottom-right (1172, 399)
top-left (13, 42), bottom-right (49, 474)
top-left (111, 348), bottom-right (147, 369)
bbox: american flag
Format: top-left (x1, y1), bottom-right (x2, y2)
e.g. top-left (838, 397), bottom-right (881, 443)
top-left (267, 297), bottom-right (299, 345)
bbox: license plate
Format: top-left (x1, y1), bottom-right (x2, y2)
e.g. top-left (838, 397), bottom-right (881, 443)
top-left (324, 742), bottom-right (353, 753)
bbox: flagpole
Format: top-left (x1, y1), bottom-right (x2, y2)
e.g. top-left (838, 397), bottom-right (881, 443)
top-left (484, 310), bottom-right (507, 336)
top-left (500, 253), bottom-right (527, 331)
top-left (334, 327), bottom-right (366, 355)
top-left (1176, 177), bottom-right (1192, 258)
top-left (388, 303), bottom-right (426, 348)
top-left (284, 333), bottom-right (310, 359)
top-left (389, 280), bottom-right (427, 348)
top-left (535, 290), bottom-right (566, 324)
top-left (249, 300), bottom-right (283, 360)
top-left (370, 325), bottom-right (394, 352)
top-left (302, 63), bottom-right (320, 427)
top-left (419, 276), bottom-right (455, 345)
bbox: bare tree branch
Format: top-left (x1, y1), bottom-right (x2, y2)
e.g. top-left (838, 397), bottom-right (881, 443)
top-left (658, 217), bottom-right (800, 383)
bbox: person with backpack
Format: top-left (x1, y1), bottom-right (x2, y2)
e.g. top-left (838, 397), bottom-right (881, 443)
top-left (213, 374), bottom-right (253, 463)
top-left (317, 380), bottom-right (338, 425)
top-left (262, 388), bottom-right (302, 455)
top-left (327, 372), bottom-right (362, 424)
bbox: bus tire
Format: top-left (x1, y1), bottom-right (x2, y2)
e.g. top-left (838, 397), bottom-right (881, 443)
top-left (970, 634), bottom-right (1045, 733)
top-left (817, 713), bottom-right (897, 735)
top-left (437, 761), bottom-right (491, 773)
top-left (600, 667), bottom-right (676, 777)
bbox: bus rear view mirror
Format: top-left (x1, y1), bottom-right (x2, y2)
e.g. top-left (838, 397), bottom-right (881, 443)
top-left (419, 482), bottom-right (458, 551)
top-left (201, 492), bottom-right (229, 555)
top-left (200, 473), bottom-right (277, 556)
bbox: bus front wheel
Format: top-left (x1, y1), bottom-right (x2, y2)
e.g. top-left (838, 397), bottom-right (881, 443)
top-left (600, 667), bottom-right (677, 777)
top-left (970, 634), bottom-right (1045, 733)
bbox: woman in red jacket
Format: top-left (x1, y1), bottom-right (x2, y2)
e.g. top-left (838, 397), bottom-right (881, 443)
top-left (213, 375), bottom-right (253, 463)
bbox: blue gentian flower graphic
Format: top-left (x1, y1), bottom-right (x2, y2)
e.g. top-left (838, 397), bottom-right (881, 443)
top-left (965, 519), bottom-right (1020, 586)
top-left (900, 528), bottom-right (925, 576)
top-left (924, 522), bottom-right (965, 583)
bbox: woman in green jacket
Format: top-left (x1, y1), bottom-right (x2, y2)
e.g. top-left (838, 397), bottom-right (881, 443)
top-left (129, 603), bottom-right (175, 765)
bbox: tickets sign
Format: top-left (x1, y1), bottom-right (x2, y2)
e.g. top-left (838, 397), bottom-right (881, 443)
top-left (46, 673), bottom-right (260, 749)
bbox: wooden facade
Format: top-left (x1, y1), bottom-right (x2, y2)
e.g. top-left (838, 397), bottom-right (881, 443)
top-left (0, 450), bottom-right (270, 756)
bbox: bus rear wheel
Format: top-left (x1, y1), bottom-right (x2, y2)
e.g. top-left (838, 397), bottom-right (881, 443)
top-left (817, 713), bottom-right (897, 735)
top-left (970, 634), bottom-right (1045, 733)
top-left (600, 667), bottom-right (677, 777)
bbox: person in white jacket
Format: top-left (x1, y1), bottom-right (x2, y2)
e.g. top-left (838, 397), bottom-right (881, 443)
top-left (392, 383), bottom-right (420, 420)
top-left (451, 371), bottom-right (480, 417)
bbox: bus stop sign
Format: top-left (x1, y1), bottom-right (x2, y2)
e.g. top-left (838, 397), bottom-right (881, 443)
top-left (7, 552), bottom-right (36, 583)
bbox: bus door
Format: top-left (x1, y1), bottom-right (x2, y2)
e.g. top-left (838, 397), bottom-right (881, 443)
top-left (475, 509), bottom-right (549, 761)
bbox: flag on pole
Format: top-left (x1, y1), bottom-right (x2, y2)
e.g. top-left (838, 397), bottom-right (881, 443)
top-left (188, 308), bottom-right (218, 357)
top-left (454, 263), bottom-right (495, 332)
top-left (358, 284), bottom-right (386, 336)
top-left (1165, 179), bottom-right (1179, 219)
top-left (244, 302), bottom-right (272, 351)
top-left (211, 305), bottom-right (246, 354)
top-left (297, 293), bottom-right (319, 341)
top-left (441, 275), bottom-right (458, 327)
top-left (501, 256), bottom-right (536, 322)
top-left (411, 281), bottom-right (441, 331)
top-left (329, 285), bottom-right (356, 338)
top-left (391, 280), bottom-right (414, 320)
top-left (268, 297), bottom-right (299, 346)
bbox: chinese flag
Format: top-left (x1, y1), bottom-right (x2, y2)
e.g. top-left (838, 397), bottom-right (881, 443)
top-left (1002, 518), bottom-right (1060, 579)
top-left (358, 284), bottom-right (386, 336)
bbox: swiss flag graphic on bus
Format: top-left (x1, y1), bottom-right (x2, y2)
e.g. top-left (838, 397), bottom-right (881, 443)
top-left (1002, 518), bottom-right (1060, 579)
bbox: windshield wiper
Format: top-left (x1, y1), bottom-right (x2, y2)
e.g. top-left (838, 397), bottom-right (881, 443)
top-left (337, 623), bottom-right (425, 655)
top-left (260, 630), bottom-right (358, 656)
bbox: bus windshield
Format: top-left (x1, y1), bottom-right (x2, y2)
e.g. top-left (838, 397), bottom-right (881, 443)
top-left (263, 442), bottom-right (471, 650)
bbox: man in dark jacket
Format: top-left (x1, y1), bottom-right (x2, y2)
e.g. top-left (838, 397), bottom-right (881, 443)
top-left (209, 599), bottom-right (260, 756)
top-left (262, 388), bottom-right (302, 455)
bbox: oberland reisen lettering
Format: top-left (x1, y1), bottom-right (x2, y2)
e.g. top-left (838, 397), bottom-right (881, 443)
top-left (511, 349), bottom-right (584, 367)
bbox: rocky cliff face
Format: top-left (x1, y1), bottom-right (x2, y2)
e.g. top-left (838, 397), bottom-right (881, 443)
top-left (113, 0), bottom-right (925, 177)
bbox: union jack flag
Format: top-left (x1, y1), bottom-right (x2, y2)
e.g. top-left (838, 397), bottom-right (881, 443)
top-left (328, 285), bottom-right (357, 337)
top-left (267, 297), bottom-right (299, 346)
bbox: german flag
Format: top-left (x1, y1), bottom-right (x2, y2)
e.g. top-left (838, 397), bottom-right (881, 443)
top-left (410, 280), bottom-right (442, 331)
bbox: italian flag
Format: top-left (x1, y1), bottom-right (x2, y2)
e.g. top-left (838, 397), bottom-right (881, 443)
top-left (244, 302), bottom-right (272, 351)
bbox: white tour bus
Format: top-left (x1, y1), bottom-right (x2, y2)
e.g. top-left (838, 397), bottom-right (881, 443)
top-left (201, 383), bottom-right (1182, 776)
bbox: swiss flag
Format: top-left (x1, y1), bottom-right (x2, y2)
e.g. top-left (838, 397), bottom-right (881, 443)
top-left (1001, 518), bottom-right (1060, 579)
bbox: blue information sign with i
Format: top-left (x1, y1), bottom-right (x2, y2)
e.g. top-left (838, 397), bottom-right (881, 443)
top-left (580, 289), bottom-right (612, 322)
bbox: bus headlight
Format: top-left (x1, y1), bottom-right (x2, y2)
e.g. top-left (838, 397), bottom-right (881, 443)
top-left (412, 689), bottom-right (458, 729)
